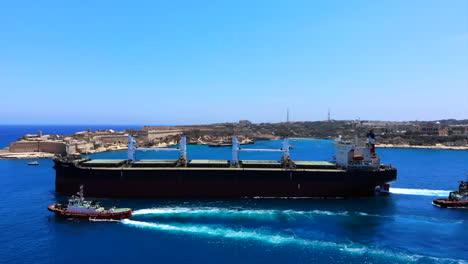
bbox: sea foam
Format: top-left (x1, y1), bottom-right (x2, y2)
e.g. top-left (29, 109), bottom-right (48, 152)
top-left (132, 207), bottom-right (348, 219)
top-left (130, 206), bottom-right (465, 226)
top-left (390, 188), bottom-right (451, 196)
top-left (121, 219), bottom-right (466, 264)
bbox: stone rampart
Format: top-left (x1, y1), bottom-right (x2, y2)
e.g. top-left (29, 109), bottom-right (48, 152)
top-left (10, 141), bottom-right (67, 155)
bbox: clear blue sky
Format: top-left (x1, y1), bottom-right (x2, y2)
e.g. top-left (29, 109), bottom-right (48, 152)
top-left (1, 0), bottom-right (467, 125)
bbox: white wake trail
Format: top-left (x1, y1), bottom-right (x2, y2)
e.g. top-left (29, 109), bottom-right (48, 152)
top-left (122, 219), bottom-right (304, 245)
top-left (132, 207), bottom-right (349, 218)
top-left (120, 219), bottom-right (466, 264)
top-left (390, 188), bottom-right (450, 197)
top-left (131, 206), bottom-right (464, 226)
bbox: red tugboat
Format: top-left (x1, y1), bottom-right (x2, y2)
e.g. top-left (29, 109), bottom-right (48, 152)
top-left (48, 185), bottom-right (132, 220)
top-left (433, 181), bottom-right (468, 208)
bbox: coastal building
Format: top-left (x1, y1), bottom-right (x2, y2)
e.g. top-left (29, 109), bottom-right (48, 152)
top-left (439, 127), bottom-right (449, 136)
top-left (361, 121), bottom-right (417, 135)
top-left (450, 125), bottom-right (468, 135)
top-left (64, 141), bottom-right (94, 155)
top-left (415, 122), bottom-right (442, 135)
top-left (125, 129), bottom-right (182, 144)
top-left (239, 120), bottom-right (252, 126)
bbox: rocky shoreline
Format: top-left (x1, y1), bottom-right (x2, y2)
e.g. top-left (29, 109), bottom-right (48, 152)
top-left (0, 151), bottom-right (56, 159)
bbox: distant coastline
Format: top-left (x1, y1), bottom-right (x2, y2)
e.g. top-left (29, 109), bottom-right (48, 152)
top-left (290, 139), bottom-right (468, 150)
top-left (2, 140), bottom-right (468, 160)
top-left (376, 144), bottom-right (468, 150)
top-left (1, 120), bottom-right (468, 159)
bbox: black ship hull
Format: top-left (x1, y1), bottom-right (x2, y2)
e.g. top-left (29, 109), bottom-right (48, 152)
top-left (54, 160), bottom-right (397, 198)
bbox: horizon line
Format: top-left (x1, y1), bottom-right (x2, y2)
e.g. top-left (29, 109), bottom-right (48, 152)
top-left (0, 118), bottom-right (467, 126)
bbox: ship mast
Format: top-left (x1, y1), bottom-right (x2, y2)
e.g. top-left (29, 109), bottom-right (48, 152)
top-left (77, 184), bottom-right (84, 203)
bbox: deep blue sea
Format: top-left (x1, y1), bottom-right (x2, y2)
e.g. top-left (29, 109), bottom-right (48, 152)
top-left (1, 125), bottom-right (467, 264)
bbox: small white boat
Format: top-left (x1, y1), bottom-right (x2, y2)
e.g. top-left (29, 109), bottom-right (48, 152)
top-left (28, 161), bottom-right (39, 165)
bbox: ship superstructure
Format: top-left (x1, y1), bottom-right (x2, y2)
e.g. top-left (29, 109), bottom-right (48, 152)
top-left (53, 133), bottom-right (396, 198)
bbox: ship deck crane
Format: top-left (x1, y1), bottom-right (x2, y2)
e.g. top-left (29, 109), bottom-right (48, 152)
top-left (231, 137), bottom-right (292, 168)
top-left (127, 135), bottom-right (187, 165)
top-left (127, 135), bottom-right (292, 168)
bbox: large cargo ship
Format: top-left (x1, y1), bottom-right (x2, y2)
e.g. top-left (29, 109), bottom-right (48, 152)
top-left (53, 134), bottom-right (397, 198)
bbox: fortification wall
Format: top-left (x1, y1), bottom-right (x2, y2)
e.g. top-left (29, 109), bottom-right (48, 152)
top-left (10, 141), bottom-right (67, 154)
top-left (96, 135), bottom-right (128, 145)
top-left (10, 141), bottom-right (40, 152)
top-left (74, 142), bottom-right (94, 153)
top-left (39, 142), bottom-right (67, 155)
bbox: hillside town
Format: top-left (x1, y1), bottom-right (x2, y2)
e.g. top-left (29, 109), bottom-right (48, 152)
top-left (1, 119), bottom-right (467, 159)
